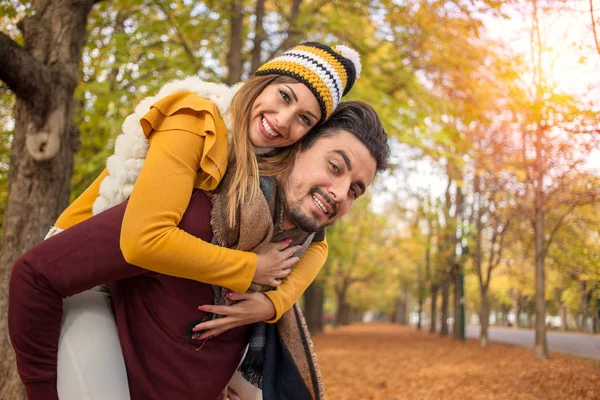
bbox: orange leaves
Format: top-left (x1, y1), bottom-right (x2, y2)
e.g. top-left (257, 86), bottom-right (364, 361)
top-left (314, 323), bottom-right (600, 400)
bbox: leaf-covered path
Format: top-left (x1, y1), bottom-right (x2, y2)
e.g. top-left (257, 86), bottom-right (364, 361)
top-left (313, 323), bottom-right (600, 400)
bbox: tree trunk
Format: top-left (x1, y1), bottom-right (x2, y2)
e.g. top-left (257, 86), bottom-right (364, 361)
top-left (592, 299), bottom-right (599, 334)
top-left (452, 266), bottom-right (462, 340)
top-left (534, 115), bottom-right (549, 359)
top-left (394, 286), bottom-right (409, 325)
top-left (226, 0), bottom-right (244, 85)
top-left (560, 304), bottom-right (568, 331)
top-left (515, 295), bottom-right (523, 328)
top-left (417, 296), bottom-right (424, 330)
top-left (250, 0), bottom-right (266, 72)
top-left (304, 281), bottom-right (325, 335)
top-left (430, 284), bottom-right (438, 333)
top-left (334, 283), bottom-right (348, 327)
top-left (527, 306), bottom-right (534, 330)
top-left (480, 287), bottom-right (490, 348)
top-left (0, 2), bottom-right (96, 397)
top-left (440, 279), bottom-right (450, 336)
top-left (339, 303), bottom-right (351, 326)
top-left (280, 0), bottom-right (303, 50)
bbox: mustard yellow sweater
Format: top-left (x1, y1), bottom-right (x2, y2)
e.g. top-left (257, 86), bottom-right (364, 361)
top-left (55, 92), bottom-right (327, 322)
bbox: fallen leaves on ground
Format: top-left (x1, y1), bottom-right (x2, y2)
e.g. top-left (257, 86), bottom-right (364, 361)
top-left (313, 323), bottom-right (600, 400)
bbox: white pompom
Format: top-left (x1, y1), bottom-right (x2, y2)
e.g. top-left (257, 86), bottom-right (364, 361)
top-left (335, 45), bottom-right (362, 79)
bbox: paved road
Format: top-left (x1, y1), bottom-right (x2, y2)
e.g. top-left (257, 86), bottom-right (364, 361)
top-left (466, 326), bottom-right (600, 360)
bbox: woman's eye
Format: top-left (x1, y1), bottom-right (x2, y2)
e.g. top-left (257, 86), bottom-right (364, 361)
top-left (279, 90), bottom-right (290, 104)
top-left (300, 115), bottom-right (311, 125)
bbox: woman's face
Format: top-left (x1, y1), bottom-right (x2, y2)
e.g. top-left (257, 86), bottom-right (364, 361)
top-left (248, 82), bottom-right (322, 148)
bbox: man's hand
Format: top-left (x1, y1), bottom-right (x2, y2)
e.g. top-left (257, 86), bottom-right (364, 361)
top-left (193, 292), bottom-right (276, 340)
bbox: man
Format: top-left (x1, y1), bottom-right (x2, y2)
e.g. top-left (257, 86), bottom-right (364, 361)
top-left (9, 101), bottom-right (390, 400)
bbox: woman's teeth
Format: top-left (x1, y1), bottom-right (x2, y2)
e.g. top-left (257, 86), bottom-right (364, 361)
top-left (262, 117), bottom-right (279, 137)
top-left (312, 194), bottom-right (328, 214)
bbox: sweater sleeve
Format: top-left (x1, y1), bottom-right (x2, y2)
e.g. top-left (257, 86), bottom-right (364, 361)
top-left (120, 92), bottom-right (257, 294)
top-left (8, 202), bottom-right (146, 400)
top-left (263, 237), bottom-right (328, 322)
top-left (53, 168), bottom-right (109, 230)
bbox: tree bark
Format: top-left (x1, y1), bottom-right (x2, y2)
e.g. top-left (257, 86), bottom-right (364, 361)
top-left (226, 0), bottom-right (244, 85)
top-left (430, 284), bottom-right (438, 333)
top-left (560, 304), bottom-right (568, 331)
top-left (452, 265), bottom-right (462, 340)
top-left (393, 287), bottom-right (409, 325)
top-left (440, 279), bottom-right (450, 336)
top-left (534, 124), bottom-right (549, 360)
top-left (417, 295), bottom-right (424, 330)
top-left (0, 2), bottom-right (97, 397)
top-left (479, 287), bottom-right (490, 348)
top-left (527, 306), bottom-right (534, 330)
top-left (250, 0), bottom-right (266, 73)
top-left (304, 281), bottom-right (325, 335)
top-left (334, 283), bottom-right (348, 327)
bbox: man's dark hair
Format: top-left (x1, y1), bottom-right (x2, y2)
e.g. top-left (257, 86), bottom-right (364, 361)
top-left (300, 101), bottom-right (390, 171)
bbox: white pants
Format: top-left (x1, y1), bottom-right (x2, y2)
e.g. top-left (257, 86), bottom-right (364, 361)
top-left (57, 289), bottom-right (262, 400)
top-left (57, 288), bottom-right (131, 399)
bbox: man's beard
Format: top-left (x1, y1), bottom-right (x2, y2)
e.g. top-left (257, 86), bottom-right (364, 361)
top-left (283, 186), bottom-right (337, 232)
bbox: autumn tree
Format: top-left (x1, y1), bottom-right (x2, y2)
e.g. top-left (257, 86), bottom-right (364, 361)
top-left (514, 0), bottom-right (600, 360)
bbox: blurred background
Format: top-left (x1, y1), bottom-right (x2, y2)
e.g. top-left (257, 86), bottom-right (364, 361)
top-left (1, 0), bottom-right (599, 398)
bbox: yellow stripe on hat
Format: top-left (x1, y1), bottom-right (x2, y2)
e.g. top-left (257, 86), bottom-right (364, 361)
top-left (256, 60), bottom-right (335, 117)
top-left (294, 45), bottom-right (349, 89)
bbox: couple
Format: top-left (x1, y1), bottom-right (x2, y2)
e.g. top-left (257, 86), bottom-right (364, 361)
top-left (8, 42), bottom-right (390, 399)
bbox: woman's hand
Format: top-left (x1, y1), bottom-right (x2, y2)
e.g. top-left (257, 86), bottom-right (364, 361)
top-left (254, 239), bottom-right (301, 287)
top-left (193, 292), bottom-right (276, 340)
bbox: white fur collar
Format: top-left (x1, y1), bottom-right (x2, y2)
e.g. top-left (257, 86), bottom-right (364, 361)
top-left (92, 77), bottom-right (242, 215)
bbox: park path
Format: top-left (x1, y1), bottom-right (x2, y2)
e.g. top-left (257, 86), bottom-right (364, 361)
top-left (466, 326), bottom-right (600, 360)
top-left (313, 323), bottom-right (600, 400)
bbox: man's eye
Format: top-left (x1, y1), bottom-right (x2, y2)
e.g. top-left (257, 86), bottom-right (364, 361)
top-left (350, 186), bottom-right (358, 198)
top-left (329, 162), bottom-right (339, 173)
top-left (280, 90), bottom-right (291, 104)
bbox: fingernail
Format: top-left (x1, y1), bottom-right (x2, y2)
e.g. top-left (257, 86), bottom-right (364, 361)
top-left (192, 326), bottom-right (200, 332)
top-left (284, 238), bottom-right (292, 244)
top-left (198, 305), bottom-right (206, 311)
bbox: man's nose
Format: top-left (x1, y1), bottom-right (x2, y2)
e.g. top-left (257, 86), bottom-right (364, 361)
top-left (329, 181), bottom-right (349, 204)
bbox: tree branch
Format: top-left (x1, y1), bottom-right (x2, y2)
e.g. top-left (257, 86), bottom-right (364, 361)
top-left (153, 0), bottom-right (200, 71)
top-left (266, 0), bottom-right (303, 60)
top-left (0, 32), bottom-right (50, 113)
top-left (591, 0), bottom-right (600, 56)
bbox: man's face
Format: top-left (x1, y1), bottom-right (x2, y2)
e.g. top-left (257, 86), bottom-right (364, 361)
top-left (280, 130), bottom-right (377, 232)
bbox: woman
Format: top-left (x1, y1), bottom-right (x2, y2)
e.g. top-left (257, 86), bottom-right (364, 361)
top-left (49, 42), bottom-right (361, 398)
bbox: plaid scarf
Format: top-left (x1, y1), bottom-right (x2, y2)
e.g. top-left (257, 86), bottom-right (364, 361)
top-left (187, 176), bottom-right (324, 399)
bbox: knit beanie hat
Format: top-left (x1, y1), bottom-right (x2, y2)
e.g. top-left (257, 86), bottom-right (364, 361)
top-left (254, 42), bottom-right (362, 122)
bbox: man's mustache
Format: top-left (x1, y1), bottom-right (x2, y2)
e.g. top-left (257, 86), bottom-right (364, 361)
top-left (311, 187), bottom-right (338, 218)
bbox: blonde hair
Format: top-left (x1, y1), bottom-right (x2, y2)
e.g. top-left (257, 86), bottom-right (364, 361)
top-left (226, 74), bottom-right (301, 226)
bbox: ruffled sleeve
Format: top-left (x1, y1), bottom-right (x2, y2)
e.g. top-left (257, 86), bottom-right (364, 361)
top-left (120, 91), bottom-right (257, 294)
top-left (140, 91), bottom-right (228, 191)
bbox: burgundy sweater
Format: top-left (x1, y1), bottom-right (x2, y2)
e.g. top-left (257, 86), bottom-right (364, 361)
top-left (8, 192), bottom-right (249, 400)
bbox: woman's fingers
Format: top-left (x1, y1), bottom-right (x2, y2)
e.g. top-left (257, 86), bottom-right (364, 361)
top-left (281, 245), bottom-right (302, 259)
top-left (270, 278), bottom-right (282, 287)
top-left (280, 256), bottom-right (300, 270)
top-left (276, 268), bottom-right (292, 279)
top-left (274, 238), bottom-right (292, 250)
